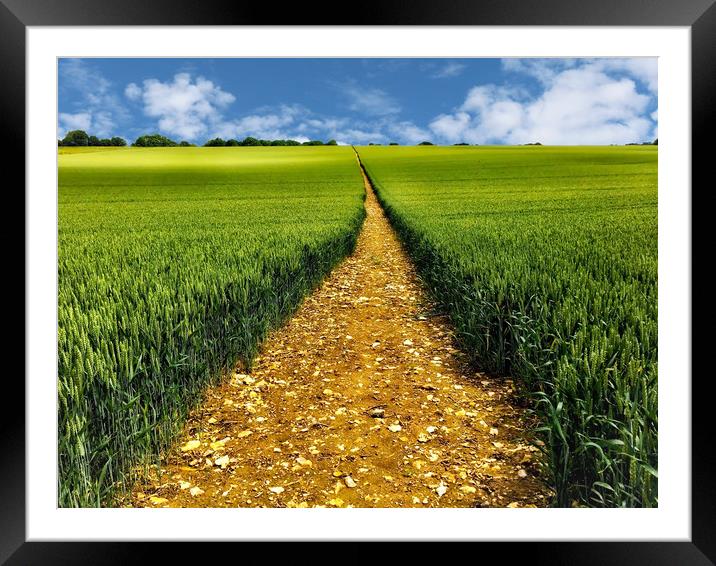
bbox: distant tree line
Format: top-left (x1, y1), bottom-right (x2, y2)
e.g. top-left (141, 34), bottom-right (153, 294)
top-left (203, 137), bottom-right (338, 147)
top-left (58, 130), bottom-right (347, 148)
top-left (58, 130), bottom-right (127, 147)
top-left (133, 134), bottom-right (185, 147)
top-left (64, 130), bottom-right (570, 149)
top-left (626, 139), bottom-right (658, 146)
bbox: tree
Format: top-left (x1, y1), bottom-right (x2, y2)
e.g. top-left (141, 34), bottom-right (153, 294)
top-left (179, 141), bottom-right (195, 147)
top-left (61, 130), bottom-right (89, 146)
top-left (196, 136), bottom-right (343, 147)
top-left (418, 141), bottom-right (434, 146)
top-left (133, 134), bottom-right (178, 147)
top-left (653, 138), bottom-right (658, 145)
top-left (59, 131), bottom-right (126, 147)
top-left (389, 142), bottom-right (399, 146)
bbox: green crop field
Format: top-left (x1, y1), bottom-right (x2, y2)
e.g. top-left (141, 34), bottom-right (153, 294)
top-left (58, 143), bottom-right (658, 509)
top-left (358, 145), bottom-right (658, 507)
top-left (58, 146), bottom-right (365, 507)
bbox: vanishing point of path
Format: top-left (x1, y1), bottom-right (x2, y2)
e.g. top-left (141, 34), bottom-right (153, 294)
top-left (129, 153), bottom-right (551, 508)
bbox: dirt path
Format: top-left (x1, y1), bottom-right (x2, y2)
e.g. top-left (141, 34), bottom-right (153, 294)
top-left (129, 152), bottom-right (550, 508)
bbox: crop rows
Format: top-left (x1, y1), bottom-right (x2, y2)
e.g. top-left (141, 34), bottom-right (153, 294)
top-left (359, 145), bottom-right (658, 507)
top-left (58, 147), bottom-right (365, 506)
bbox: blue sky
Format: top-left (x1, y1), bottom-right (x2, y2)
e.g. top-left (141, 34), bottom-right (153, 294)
top-left (58, 58), bottom-right (658, 145)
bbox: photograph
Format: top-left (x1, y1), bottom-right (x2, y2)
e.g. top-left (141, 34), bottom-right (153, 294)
top-left (57, 56), bottom-right (659, 510)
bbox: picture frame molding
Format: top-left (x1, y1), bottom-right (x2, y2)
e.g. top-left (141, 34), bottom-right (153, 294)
top-left (6, 0), bottom-right (712, 561)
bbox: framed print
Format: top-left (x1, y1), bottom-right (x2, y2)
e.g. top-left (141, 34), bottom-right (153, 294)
top-left (6, 0), bottom-right (713, 562)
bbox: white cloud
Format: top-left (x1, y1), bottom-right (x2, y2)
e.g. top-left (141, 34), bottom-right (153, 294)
top-left (339, 82), bottom-right (401, 116)
top-left (91, 112), bottom-right (115, 136)
top-left (58, 112), bottom-right (92, 132)
top-left (120, 73), bottom-right (426, 145)
top-left (432, 62), bottom-right (466, 79)
top-left (216, 105), bottom-right (400, 145)
top-left (209, 105), bottom-right (314, 141)
top-left (124, 82), bottom-right (142, 101)
top-left (58, 59), bottom-right (127, 138)
top-left (432, 60), bottom-right (656, 145)
top-left (387, 121), bottom-right (432, 144)
top-left (61, 59), bottom-right (111, 97)
top-left (594, 58), bottom-right (657, 94)
top-left (332, 128), bottom-right (386, 144)
top-left (501, 59), bottom-right (577, 85)
top-left (130, 73), bottom-right (236, 140)
top-left (319, 117), bottom-right (431, 145)
top-left (502, 58), bottom-right (657, 94)
top-left (58, 110), bottom-right (119, 140)
top-left (299, 117), bottom-right (348, 132)
top-left (429, 112), bottom-right (472, 141)
top-left (502, 57), bottom-right (659, 94)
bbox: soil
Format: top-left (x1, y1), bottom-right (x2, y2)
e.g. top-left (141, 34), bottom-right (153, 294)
top-left (127, 153), bottom-right (552, 508)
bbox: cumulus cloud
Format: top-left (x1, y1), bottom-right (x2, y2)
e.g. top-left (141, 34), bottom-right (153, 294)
top-left (500, 58), bottom-right (656, 93)
top-left (386, 121), bottom-right (432, 144)
top-left (58, 59), bottom-right (128, 138)
top-left (334, 128), bottom-right (386, 144)
top-left (651, 108), bottom-right (658, 139)
top-left (501, 58), bottom-right (577, 85)
top-left (128, 75), bottom-right (357, 143)
top-left (209, 105), bottom-right (309, 140)
top-left (124, 82), bottom-right (142, 101)
top-left (431, 62), bottom-right (466, 79)
top-left (58, 112), bottom-right (92, 132)
top-left (122, 73), bottom-right (422, 145)
top-left (339, 82), bottom-right (401, 116)
top-left (431, 59), bottom-right (656, 145)
top-left (594, 58), bottom-right (657, 94)
top-left (128, 73), bottom-right (236, 140)
top-left (216, 114), bottom-right (292, 138)
top-left (430, 112), bottom-right (472, 141)
top-left (61, 59), bottom-right (112, 97)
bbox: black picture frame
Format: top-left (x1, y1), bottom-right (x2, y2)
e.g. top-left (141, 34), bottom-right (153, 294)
top-left (6, 0), bottom-right (712, 562)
